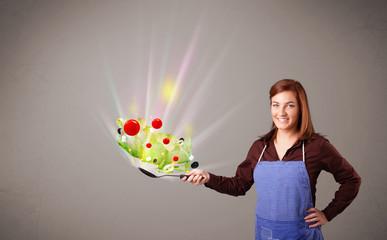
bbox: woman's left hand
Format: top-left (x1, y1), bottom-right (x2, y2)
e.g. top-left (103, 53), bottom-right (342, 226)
top-left (304, 208), bottom-right (328, 228)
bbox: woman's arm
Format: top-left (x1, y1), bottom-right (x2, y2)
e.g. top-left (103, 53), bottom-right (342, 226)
top-left (319, 139), bottom-right (362, 221)
top-left (182, 140), bottom-right (262, 197)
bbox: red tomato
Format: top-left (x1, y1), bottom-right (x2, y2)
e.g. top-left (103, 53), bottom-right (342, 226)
top-left (146, 143), bottom-right (152, 148)
top-left (152, 118), bottom-right (163, 129)
top-left (124, 119), bottom-right (140, 136)
top-left (173, 156), bottom-right (179, 161)
top-left (163, 138), bottom-right (170, 144)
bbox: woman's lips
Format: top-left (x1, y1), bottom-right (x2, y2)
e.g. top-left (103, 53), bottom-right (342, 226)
top-left (277, 118), bottom-right (289, 122)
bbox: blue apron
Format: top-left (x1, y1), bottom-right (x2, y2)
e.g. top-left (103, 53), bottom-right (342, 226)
top-left (253, 143), bottom-right (323, 240)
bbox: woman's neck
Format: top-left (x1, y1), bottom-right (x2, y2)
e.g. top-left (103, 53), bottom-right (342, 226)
top-left (275, 129), bottom-right (299, 144)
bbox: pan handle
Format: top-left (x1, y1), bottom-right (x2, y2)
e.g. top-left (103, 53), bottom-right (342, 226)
top-left (179, 174), bottom-right (205, 180)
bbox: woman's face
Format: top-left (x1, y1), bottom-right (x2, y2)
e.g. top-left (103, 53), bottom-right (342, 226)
top-left (271, 91), bottom-right (300, 133)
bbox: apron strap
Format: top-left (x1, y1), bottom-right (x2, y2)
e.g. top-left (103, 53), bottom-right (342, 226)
top-left (258, 145), bottom-right (267, 163)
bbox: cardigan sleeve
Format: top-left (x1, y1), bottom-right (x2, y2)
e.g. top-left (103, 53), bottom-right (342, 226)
top-left (204, 140), bottom-right (261, 197)
top-left (319, 139), bottom-right (362, 221)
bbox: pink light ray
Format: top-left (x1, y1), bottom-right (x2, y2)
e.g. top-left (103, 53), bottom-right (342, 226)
top-left (162, 23), bottom-right (202, 127)
top-left (173, 28), bottom-right (238, 138)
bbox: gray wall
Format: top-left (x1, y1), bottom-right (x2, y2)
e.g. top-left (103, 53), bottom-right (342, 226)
top-left (1, 0), bottom-right (386, 239)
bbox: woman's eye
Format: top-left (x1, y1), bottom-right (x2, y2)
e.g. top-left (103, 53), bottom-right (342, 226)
top-left (272, 104), bottom-right (279, 107)
top-left (287, 104), bottom-right (295, 108)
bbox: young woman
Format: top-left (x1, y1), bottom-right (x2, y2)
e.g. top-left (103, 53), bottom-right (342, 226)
top-left (182, 79), bottom-right (361, 240)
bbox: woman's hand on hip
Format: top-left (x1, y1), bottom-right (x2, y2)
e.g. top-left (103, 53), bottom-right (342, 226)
top-left (305, 208), bottom-right (328, 228)
top-left (181, 169), bottom-right (210, 186)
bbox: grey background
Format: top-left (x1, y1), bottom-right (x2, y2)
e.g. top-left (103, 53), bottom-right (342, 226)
top-left (1, 0), bottom-right (386, 239)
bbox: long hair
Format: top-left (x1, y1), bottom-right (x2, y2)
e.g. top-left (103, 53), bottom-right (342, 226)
top-left (269, 79), bottom-right (315, 140)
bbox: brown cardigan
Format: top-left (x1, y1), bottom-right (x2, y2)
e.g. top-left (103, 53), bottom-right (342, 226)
top-left (204, 129), bottom-right (361, 221)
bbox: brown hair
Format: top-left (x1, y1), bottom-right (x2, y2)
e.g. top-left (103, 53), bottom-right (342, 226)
top-left (270, 79), bottom-right (315, 140)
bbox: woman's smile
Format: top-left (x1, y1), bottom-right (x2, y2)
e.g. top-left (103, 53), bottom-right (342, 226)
top-left (277, 118), bottom-right (289, 122)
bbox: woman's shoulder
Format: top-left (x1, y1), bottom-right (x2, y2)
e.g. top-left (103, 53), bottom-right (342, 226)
top-left (308, 133), bottom-right (335, 151)
top-left (251, 138), bottom-right (266, 149)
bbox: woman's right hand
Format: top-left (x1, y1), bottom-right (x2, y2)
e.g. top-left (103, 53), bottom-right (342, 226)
top-left (182, 169), bottom-right (210, 186)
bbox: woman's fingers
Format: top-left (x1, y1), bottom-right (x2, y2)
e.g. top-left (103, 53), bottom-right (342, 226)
top-left (184, 171), bottom-right (198, 183)
top-left (309, 222), bottom-right (320, 228)
top-left (182, 169), bottom-right (209, 185)
top-left (304, 212), bottom-right (316, 220)
top-left (304, 208), bottom-right (328, 228)
top-left (187, 174), bottom-right (196, 182)
top-left (305, 216), bottom-right (318, 223)
top-left (191, 174), bottom-right (200, 185)
top-left (306, 208), bottom-right (316, 213)
top-left (181, 176), bottom-right (188, 181)
top-left (193, 174), bottom-right (205, 185)
top-left (192, 175), bottom-right (203, 185)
